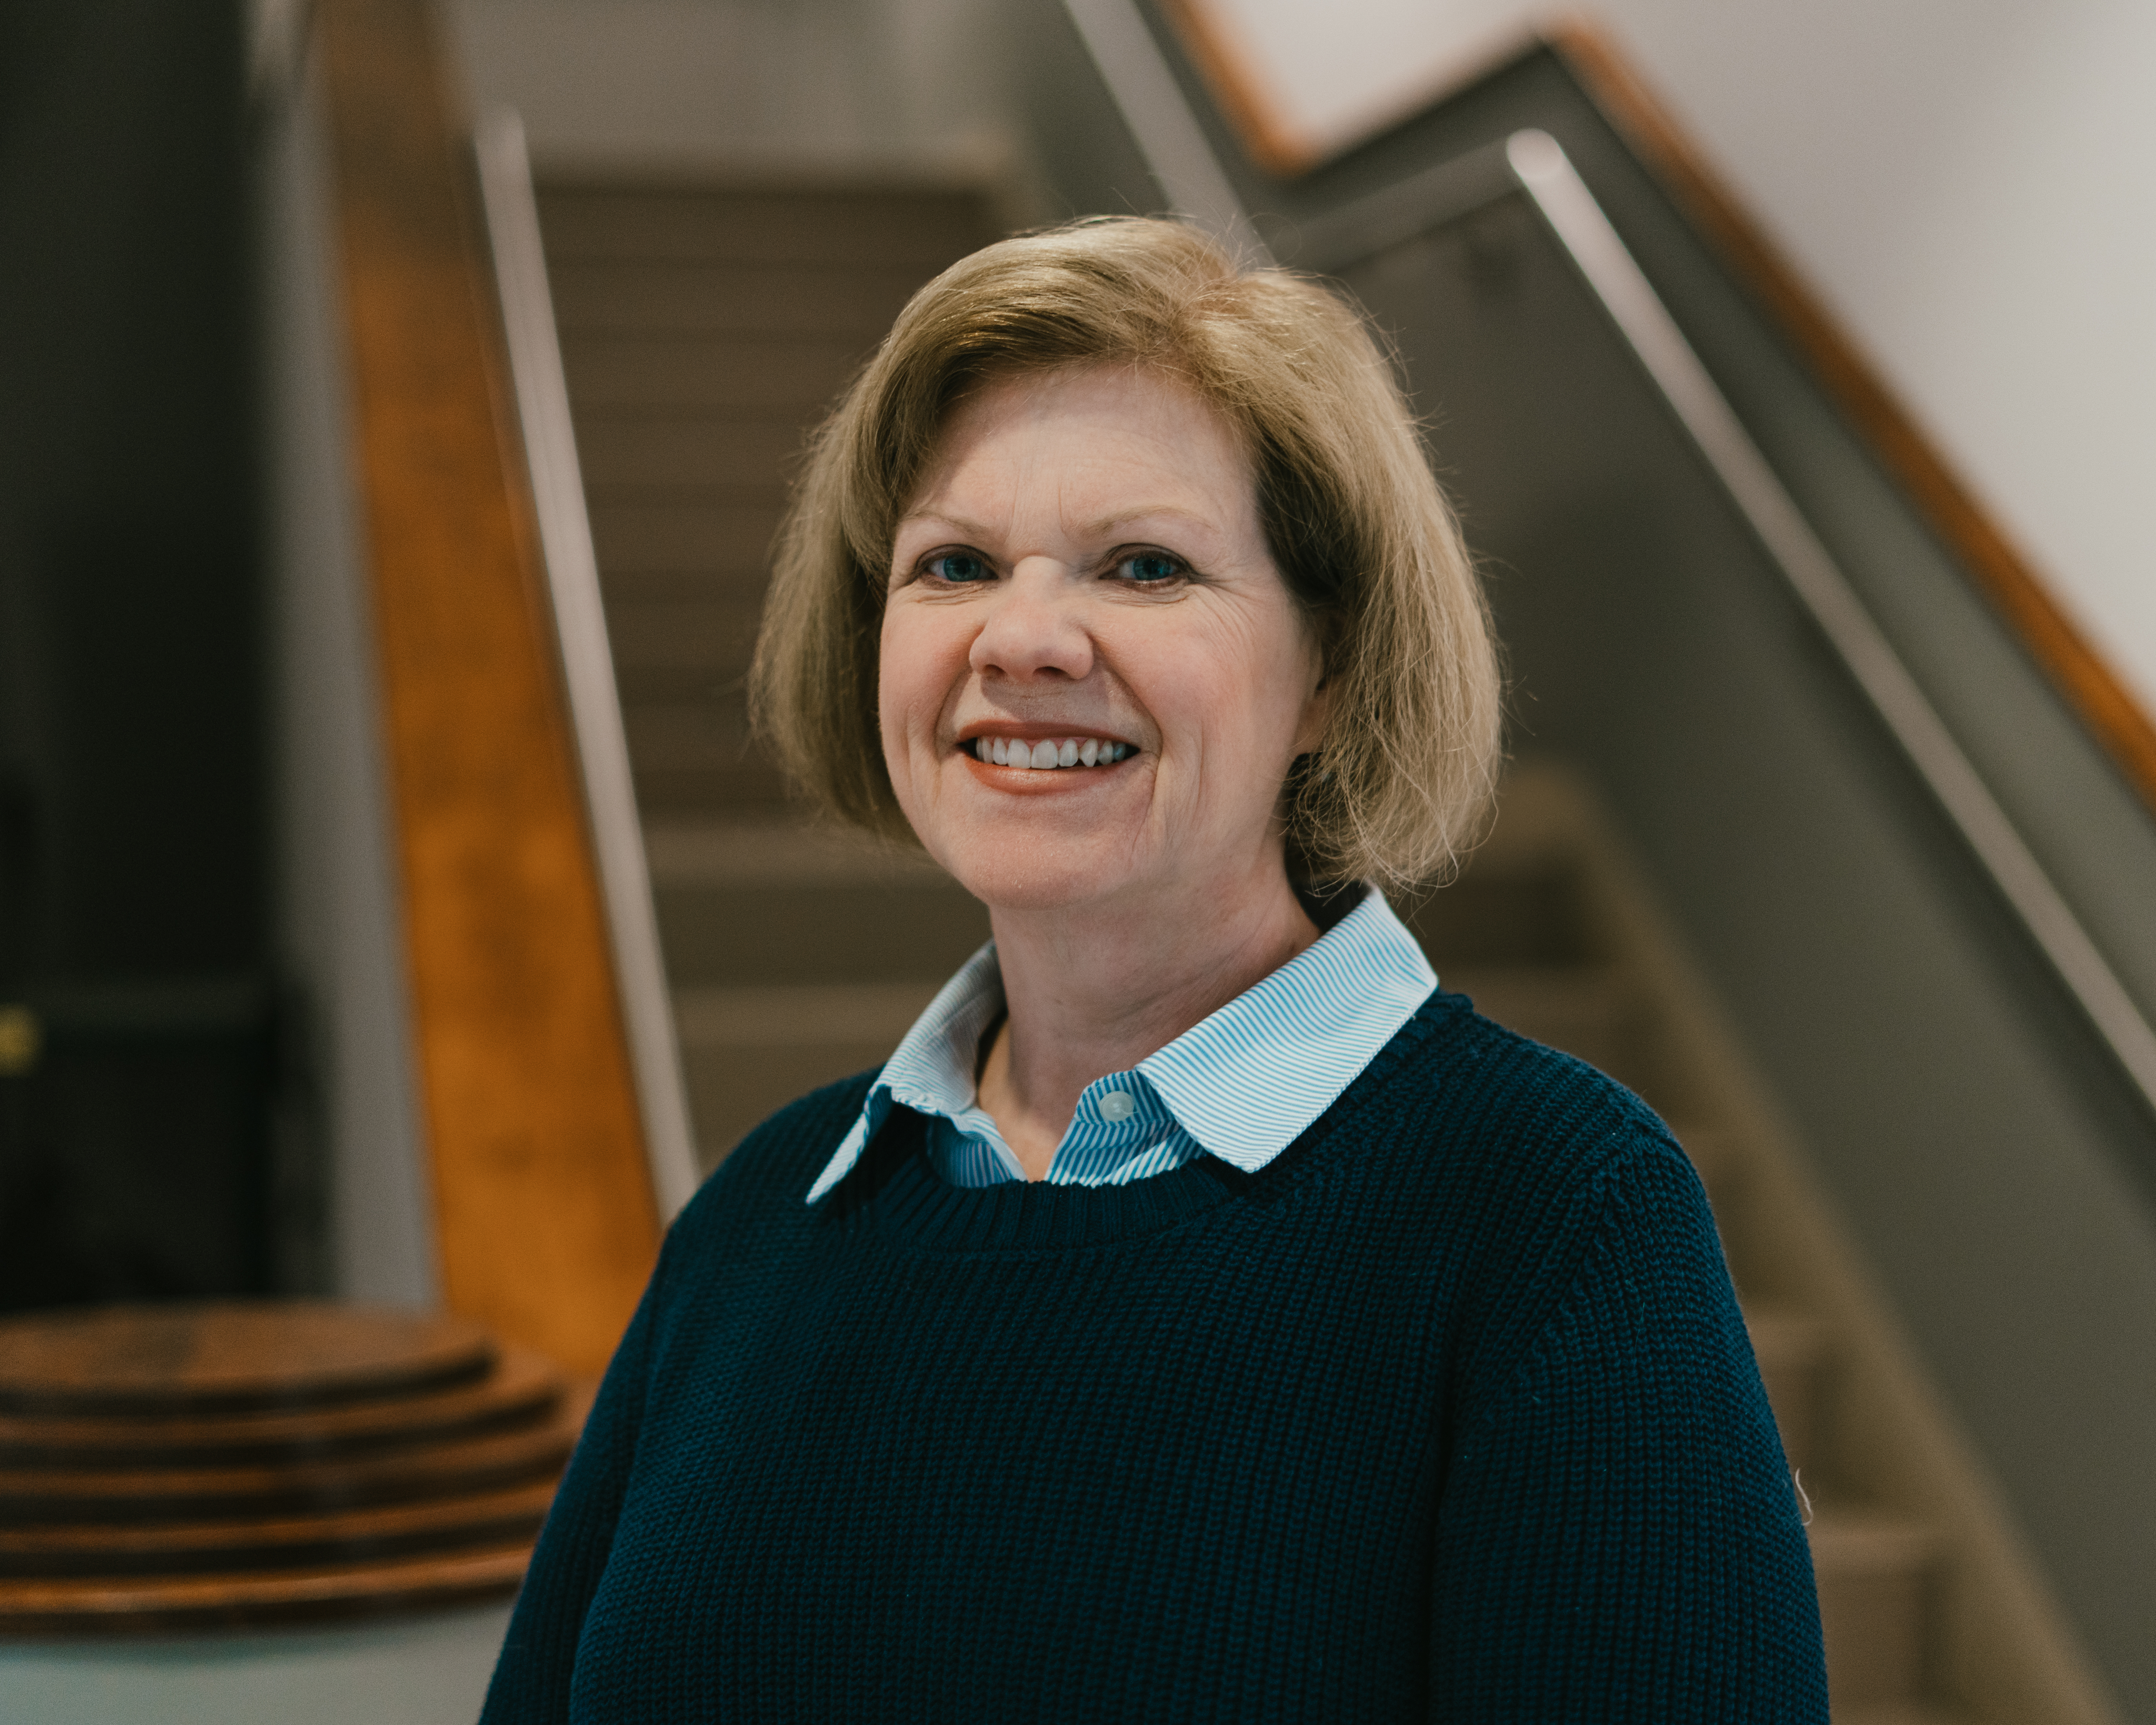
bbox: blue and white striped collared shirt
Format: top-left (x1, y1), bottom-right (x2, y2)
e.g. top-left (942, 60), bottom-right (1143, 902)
top-left (804, 889), bottom-right (1438, 1202)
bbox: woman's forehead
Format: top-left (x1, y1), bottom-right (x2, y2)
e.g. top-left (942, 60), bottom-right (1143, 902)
top-left (903, 364), bottom-right (1256, 538)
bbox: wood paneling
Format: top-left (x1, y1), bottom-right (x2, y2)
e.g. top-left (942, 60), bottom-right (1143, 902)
top-left (318, 0), bottom-right (660, 1377)
top-left (0, 1348), bottom-right (561, 1468)
top-left (0, 1303), bottom-right (489, 1415)
top-left (1551, 21), bottom-right (2156, 818)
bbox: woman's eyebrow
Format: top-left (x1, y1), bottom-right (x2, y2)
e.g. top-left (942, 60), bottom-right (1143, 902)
top-left (1079, 506), bottom-right (1220, 539)
top-left (894, 509), bottom-right (990, 539)
top-left (895, 505), bottom-right (1225, 544)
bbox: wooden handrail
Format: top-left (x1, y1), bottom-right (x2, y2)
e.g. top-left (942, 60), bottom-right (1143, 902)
top-left (1156, 3), bottom-right (2156, 821)
top-left (318, 0), bottom-right (660, 1377)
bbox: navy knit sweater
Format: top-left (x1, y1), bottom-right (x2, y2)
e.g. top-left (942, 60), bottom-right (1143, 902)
top-left (482, 990), bottom-right (1828, 1721)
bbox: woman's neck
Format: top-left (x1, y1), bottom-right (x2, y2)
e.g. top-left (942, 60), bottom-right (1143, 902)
top-left (976, 859), bottom-right (1321, 1179)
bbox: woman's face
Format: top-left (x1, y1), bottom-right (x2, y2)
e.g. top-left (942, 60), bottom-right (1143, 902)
top-left (880, 363), bottom-right (1327, 916)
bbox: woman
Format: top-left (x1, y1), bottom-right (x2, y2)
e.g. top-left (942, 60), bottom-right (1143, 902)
top-left (483, 218), bottom-right (1825, 1721)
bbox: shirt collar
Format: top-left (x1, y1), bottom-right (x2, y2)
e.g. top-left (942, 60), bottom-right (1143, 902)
top-left (804, 889), bottom-right (1436, 1203)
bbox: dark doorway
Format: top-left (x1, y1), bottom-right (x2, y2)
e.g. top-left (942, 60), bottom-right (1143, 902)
top-left (0, 0), bottom-right (277, 1311)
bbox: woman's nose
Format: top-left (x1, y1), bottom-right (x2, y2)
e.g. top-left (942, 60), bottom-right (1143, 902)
top-left (967, 560), bottom-right (1094, 683)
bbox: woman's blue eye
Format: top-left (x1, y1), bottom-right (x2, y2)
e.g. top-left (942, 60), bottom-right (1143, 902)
top-left (1120, 552), bottom-right (1182, 583)
top-left (929, 552), bottom-right (992, 583)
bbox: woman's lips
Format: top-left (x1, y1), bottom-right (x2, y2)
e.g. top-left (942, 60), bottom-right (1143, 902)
top-left (962, 734), bottom-right (1133, 771)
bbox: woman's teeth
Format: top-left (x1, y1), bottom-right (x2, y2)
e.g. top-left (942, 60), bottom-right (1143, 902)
top-left (973, 737), bottom-right (1131, 770)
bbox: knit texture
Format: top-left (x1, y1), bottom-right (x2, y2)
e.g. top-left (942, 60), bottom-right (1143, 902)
top-left (483, 991), bottom-right (1828, 1722)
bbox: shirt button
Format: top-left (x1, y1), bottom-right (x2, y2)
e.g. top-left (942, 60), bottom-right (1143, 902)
top-left (1098, 1090), bottom-right (1136, 1122)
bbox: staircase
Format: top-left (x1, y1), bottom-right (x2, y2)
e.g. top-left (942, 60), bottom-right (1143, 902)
top-left (0, 1303), bottom-right (582, 1631)
top-left (534, 174), bottom-right (1000, 1160)
top-left (533, 179), bottom-right (2107, 1723)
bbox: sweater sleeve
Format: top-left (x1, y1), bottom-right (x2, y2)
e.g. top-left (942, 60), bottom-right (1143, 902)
top-left (478, 1243), bottom-right (667, 1724)
top-left (1428, 1136), bottom-right (1828, 1722)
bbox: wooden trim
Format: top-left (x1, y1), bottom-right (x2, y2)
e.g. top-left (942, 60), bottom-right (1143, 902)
top-left (318, 0), bottom-right (661, 1377)
top-left (1549, 19), bottom-right (2156, 818)
top-left (1156, 0), bottom-right (1317, 179)
top-left (1160, 0), bottom-right (1536, 185)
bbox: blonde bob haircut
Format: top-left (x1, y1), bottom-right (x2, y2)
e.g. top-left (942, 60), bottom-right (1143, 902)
top-left (749, 215), bottom-right (1501, 887)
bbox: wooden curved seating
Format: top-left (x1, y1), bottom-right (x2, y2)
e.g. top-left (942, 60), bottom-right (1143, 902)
top-left (0, 1302), bottom-right (586, 1634)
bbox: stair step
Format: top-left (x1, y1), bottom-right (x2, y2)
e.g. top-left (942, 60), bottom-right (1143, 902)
top-left (674, 982), bottom-right (941, 1045)
top-left (633, 772), bottom-right (793, 819)
top-left (1671, 1124), bottom-right (1739, 1203)
top-left (619, 704), bottom-right (787, 814)
top-left (548, 257), bottom-right (937, 340)
top-left (535, 182), bottom-right (998, 269)
top-left (560, 333), bottom-right (873, 416)
top-left (1809, 1506), bottom-right (1941, 1709)
top-left (1743, 1302), bottom-right (1827, 1475)
top-left (576, 415), bottom-right (817, 491)
top-left (645, 820), bottom-right (948, 885)
top-left (648, 821), bottom-right (985, 987)
top-left (673, 982), bottom-right (939, 1168)
top-left (587, 495), bottom-right (790, 580)
top-left (605, 591), bottom-right (764, 685)
top-left (1439, 964), bottom-right (1661, 1103)
top-left (601, 560), bottom-right (775, 602)
top-left (1396, 870), bottom-right (1591, 965)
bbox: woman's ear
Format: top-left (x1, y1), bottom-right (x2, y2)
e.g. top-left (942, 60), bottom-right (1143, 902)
top-left (1289, 597), bottom-right (1335, 757)
top-left (1293, 670), bottom-right (1333, 758)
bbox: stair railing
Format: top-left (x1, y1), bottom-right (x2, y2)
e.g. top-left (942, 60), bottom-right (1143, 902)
top-left (472, 108), bottom-right (702, 1225)
top-left (1321, 129), bottom-right (2156, 1122)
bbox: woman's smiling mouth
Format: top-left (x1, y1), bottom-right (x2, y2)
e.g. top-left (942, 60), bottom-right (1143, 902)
top-left (963, 735), bottom-right (1134, 770)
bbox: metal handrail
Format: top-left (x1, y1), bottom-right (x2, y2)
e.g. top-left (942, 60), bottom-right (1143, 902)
top-left (1061, 0), bottom-right (1273, 264)
top-left (472, 110), bottom-right (702, 1222)
top-left (1496, 131), bottom-right (2156, 1117)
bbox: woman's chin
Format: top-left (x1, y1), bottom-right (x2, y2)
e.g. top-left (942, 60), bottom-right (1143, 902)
top-left (904, 759), bottom-right (1160, 913)
top-left (945, 852), bottom-right (1137, 916)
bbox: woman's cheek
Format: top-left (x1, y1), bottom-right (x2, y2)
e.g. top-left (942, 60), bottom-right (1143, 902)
top-left (874, 674), bottom-right (917, 811)
top-left (879, 608), bottom-right (950, 809)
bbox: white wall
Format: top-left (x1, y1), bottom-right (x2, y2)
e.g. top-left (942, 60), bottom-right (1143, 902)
top-left (1205, 0), bottom-right (2156, 716)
